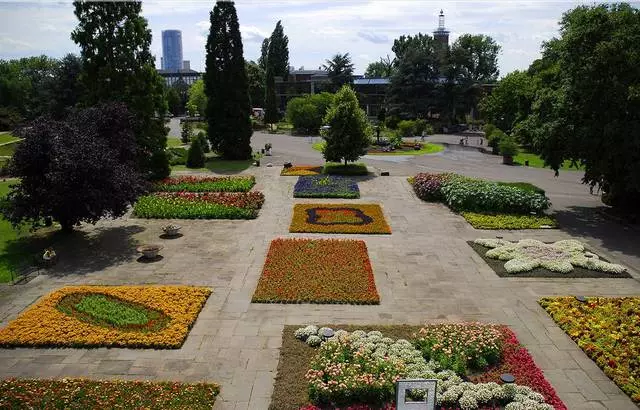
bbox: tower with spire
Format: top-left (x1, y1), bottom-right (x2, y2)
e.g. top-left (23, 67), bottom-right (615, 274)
top-left (433, 9), bottom-right (450, 68)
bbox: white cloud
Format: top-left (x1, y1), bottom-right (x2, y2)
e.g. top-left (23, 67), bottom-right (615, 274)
top-left (241, 25), bottom-right (269, 43)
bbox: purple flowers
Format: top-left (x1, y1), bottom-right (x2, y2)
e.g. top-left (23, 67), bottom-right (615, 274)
top-left (294, 175), bottom-right (360, 198)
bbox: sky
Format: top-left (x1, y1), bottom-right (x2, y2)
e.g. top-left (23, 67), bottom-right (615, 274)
top-left (0, 0), bottom-right (634, 77)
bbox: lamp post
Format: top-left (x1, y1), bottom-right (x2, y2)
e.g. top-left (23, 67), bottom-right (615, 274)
top-left (375, 125), bottom-right (380, 145)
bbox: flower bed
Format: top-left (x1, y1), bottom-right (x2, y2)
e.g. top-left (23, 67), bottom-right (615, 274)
top-left (469, 239), bottom-right (631, 278)
top-left (0, 286), bottom-right (211, 348)
top-left (539, 297), bottom-right (640, 404)
top-left (462, 212), bottom-right (557, 230)
top-left (252, 239), bottom-right (379, 304)
top-left (410, 173), bottom-right (550, 215)
top-left (270, 324), bottom-right (565, 410)
top-left (290, 204), bottom-right (391, 234)
top-left (293, 175), bottom-right (360, 199)
top-left (282, 166), bottom-right (324, 176)
top-left (0, 379), bottom-right (219, 409)
top-left (153, 175), bottom-right (255, 192)
top-left (134, 191), bottom-right (264, 219)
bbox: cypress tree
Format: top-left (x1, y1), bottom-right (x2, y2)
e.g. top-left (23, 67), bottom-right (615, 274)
top-left (186, 136), bottom-right (205, 168)
top-left (267, 21), bottom-right (289, 79)
top-left (263, 65), bottom-right (278, 126)
top-left (204, 0), bottom-right (252, 160)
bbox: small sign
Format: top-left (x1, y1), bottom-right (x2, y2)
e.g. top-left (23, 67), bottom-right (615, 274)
top-left (395, 379), bottom-right (437, 410)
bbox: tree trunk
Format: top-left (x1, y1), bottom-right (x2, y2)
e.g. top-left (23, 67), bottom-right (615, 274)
top-left (60, 220), bottom-right (74, 234)
top-left (344, 158), bottom-right (347, 166)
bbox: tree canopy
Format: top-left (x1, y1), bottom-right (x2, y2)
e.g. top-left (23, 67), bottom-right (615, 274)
top-left (267, 20), bottom-right (289, 79)
top-left (245, 60), bottom-right (265, 108)
top-left (204, 0), bottom-right (253, 160)
top-left (187, 79), bottom-right (207, 117)
top-left (364, 55), bottom-right (396, 78)
top-left (323, 53), bottom-right (354, 90)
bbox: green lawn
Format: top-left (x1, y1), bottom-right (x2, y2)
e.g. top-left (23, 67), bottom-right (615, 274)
top-left (171, 156), bottom-right (253, 173)
top-left (0, 133), bottom-right (20, 145)
top-left (312, 141), bottom-right (445, 156)
top-left (0, 180), bottom-right (31, 282)
top-left (167, 138), bottom-right (185, 148)
top-left (0, 141), bottom-right (19, 157)
top-left (514, 151), bottom-right (584, 171)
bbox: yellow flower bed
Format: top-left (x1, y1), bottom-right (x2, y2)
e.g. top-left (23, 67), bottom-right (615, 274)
top-left (290, 203), bottom-right (391, 234)
top-left (281, 166), bottom-right (323, 176)
top-left (0, 285), bottom-right (211, 349)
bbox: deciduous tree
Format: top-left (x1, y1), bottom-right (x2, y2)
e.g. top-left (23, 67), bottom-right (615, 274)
top-left (1, 103), bottom-right (144, 232)
top-left (323, 53), bottom-right (354, 90)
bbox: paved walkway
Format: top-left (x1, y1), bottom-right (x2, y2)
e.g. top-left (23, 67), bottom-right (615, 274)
top-left (1, 145), bottom-right (639, 409)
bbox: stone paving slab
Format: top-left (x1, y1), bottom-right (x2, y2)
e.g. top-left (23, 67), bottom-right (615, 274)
top-left (0, 172), bottom-right (639, 409)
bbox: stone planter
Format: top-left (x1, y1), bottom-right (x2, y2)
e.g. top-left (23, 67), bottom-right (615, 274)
top-left (162, 225), bottom-right (181, 237)
top-left (502, 155), bottom-right (514, 165)
top-left (137, 244), bottom-right (163, 259)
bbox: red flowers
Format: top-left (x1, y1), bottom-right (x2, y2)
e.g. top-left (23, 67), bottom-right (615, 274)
top-left (154, 191), bottom-right (264, 209)
top-left (251, 239), bottom-right (379, 304)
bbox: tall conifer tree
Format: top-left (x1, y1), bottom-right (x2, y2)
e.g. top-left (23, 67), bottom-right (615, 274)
top-left (204, 0), bottom-right (252, 159)
top-left (72, 1), bottom-right (169, 179)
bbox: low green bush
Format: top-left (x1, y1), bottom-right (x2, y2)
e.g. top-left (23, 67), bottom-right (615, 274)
top-left (397, 120), bottom-right (416, 139)
top-left (186, 137), bottom-right (205, 168)
top-left (323, 162), bottom-right (368, 176)
top-left (441, 178), bottom-right (550, 214)
top-left (498, 182), bottom-right (545, 195)
top-left (461, 212), bottom-right (557, 229)
top-left (133, 196), bottom-right (259, 219)
top-left (166, 147), bottom-right (187, 166)
top-left (499, 135), bottom-right (520, 157)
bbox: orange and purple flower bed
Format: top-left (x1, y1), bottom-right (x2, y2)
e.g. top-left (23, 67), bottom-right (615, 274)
top-left (290, 204), bottom-right (391, 234)
top-left (281, 166), bottom-right (323, 176)
top-left (251, 238), bottom-right (379, 304)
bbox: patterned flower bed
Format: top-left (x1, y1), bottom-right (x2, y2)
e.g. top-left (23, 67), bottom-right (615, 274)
top-left (0, 379), bottom-right (220, 409)
top-left (153, 175), bottom-right (255, 192)
top-left (461, 212), bottom-right (557, 230)
top-left (539, 297), bottom-right (640, 404)
top-left (470, 239), bottom-right (631, 278)
top-left (134, 191), bottom-right (264, 219)
top-left (281, 166), bottom-right (323, 176)
top-left (270, 324), bottom-right (566, 410)
top-left (293, 175), bottom-right (360, 198)
top-left (252, 239), bottom-right (379, 304)
top-left (0, 286), bottom-right (211, 348)
top-left (290, 204), bottom-right (391, 234)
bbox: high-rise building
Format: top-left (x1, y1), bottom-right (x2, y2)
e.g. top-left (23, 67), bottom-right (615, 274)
top-left (161, 30), bottom-right (183, 70)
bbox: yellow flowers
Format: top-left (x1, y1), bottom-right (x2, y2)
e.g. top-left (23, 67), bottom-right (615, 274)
top-left (0, 286), bottom-right (211, 349)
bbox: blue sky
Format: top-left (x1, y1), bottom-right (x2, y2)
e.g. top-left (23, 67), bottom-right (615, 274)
top-left (0, 1), bottom-right (632, 76)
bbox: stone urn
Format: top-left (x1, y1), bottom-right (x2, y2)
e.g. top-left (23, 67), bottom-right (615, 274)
top-left (162, 224), bottom-right (181, 237)
top-left (137, 244), bottom-right (163, 259)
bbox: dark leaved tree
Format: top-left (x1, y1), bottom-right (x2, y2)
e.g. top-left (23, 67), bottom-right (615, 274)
top-left (204, 0), bottom-right (253, 159)
top-left (1, 103), bottom-right (145, 232)
top-left (267, 21), bottom-right (289, 79)
top-left (323, 53), bottom-right (354, 91)
top-left (263, 64), bottom-right (278, 126)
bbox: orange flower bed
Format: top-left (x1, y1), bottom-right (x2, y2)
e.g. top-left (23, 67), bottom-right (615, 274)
top-left (290, 204), bottom-right (391, 234)
top-left (252, 238), bottom-right (379, 304)
top-left (281, 166), bottom-right (323, 176)
top-left (0, 286), bottom-right (211, 349)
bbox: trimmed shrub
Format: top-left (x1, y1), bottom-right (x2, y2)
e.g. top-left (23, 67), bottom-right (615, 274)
top-left (186, 137), bottom-right (205, 168)
top-left (414, 119), bottom-right (427, 135)
top-left (411, 173), bottom-right (455, 201)
top-left (323, 162), bottom-right (368, 176)
top-left (195, 131), bottom-right (210, 153)
top-left (397, 120), bottom-right (416, 139)
top-left (499, 135), bottom-right (520, 157)
top-left (166, 147), bottom-right (188, 166)
top-left (181, 121), bottom-right (193, 144)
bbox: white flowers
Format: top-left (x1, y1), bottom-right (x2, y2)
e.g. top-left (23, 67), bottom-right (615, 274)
top-left (474, 238), bottom-right (627, 274)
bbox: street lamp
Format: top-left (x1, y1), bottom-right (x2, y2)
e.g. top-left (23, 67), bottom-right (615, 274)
top-left (375, 125), bottom-right (380, 145)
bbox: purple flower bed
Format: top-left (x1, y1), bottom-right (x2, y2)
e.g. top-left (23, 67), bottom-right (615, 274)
top-left (293, 175), bottom-right (360, 198)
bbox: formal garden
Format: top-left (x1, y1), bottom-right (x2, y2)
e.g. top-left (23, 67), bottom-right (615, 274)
top-left (0, 1), bottom-right (639, 409)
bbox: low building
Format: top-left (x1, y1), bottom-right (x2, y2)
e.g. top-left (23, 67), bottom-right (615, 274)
top-left (158, 68), bottom-right (201, 87)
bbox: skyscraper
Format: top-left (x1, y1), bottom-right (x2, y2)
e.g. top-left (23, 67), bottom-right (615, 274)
top-left (161, 30), bottom-right (183, 70)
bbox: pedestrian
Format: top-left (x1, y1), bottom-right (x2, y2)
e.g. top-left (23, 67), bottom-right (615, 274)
top-left (554, 169), bottom-right (559, 178)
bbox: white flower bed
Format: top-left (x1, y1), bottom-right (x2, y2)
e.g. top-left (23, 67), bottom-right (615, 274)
top-left (474, 238), bottom-right (627, 274)
top-left (294, 326), bottom-right (553, 409)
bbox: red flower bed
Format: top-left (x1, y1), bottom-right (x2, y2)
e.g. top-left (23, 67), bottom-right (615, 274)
top-left (252, 238), bottom-right (379, 304)
top-left (157, 176), bottom-right (253, 185)
top-left (469, 327), bottom-right (567, 410)
top-left (154, 191), bottom-right (264, 209)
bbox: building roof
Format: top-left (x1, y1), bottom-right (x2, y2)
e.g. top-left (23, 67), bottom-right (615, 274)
top-left (354, 78), bottom-right (390, 85)
top-left (158, 69), bottom-right (200, 75)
